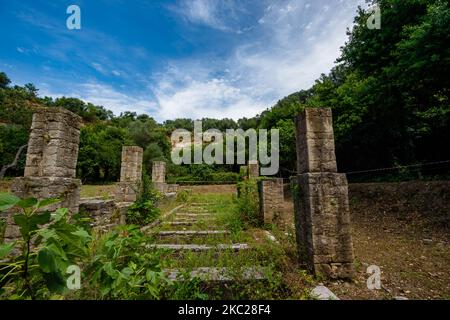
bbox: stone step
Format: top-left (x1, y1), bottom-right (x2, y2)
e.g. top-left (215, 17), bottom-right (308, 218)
top-left (156, 230), bottom-right (230, 236)
top-left (164, 267), bottom-right (266, 282)
top-left (163, 221), bottom-right (199, 227)
top-left (175, 213), bottom-right (212, 217)
top-left (146, 244), bottom-right (250, 252)
top-left (171, 217), bottom-right (216, 223)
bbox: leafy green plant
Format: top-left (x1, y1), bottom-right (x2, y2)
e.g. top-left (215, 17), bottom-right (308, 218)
top-left (0, 193), bottom-right (91, 300)
top-left (176, 189), bottom-right (190, 203)
top-left (80, 225), bottom-right (169, 299)
top-left (0, 217), bottom-right (5, 244)
top-left (126, 172), bottom-right (161, 226)
top-left (235, 180), bottom-right (260, 226)
top-left (126, 200), bottom-right (160, 226)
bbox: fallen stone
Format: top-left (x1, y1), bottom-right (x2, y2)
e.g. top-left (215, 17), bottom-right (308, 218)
top-left (164, 267), bottom-right (266, 282)
top-left (311, 285), bottom-right (340, 300)
top-left (146, 244), bottom-right (250, 252)
top-left (264, 231), bottom-right (280, 244)
top-left (156, 230), bottom-right (230, 236)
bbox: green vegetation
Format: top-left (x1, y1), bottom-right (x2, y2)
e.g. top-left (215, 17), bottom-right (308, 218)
top-left (0, 192), bottom-right (315, 300)
top-left (126, 172), bottom-right (161, 226)
top-left (0, 194), bottom-right (90, 299)
top-left (236, 180), bottom-right (260, 227)
top-left (258, 0), bottom-right (450, 180)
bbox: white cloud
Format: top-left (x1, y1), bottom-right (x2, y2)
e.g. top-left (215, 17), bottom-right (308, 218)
top-left (171, 0), bottom-right (251, 33)
top-left (41, 83), bottom-right (157, 117)
top-left (154, 78), bottom-right (264, 120)
top-left (149, 0), bottom-right (365, 120)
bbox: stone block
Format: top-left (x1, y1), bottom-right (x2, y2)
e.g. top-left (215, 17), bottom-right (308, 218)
top-left (295, 108), bottom-right (337, 174)
top-left (152, 161), bottom-right (166, 183)
top-left (248, 161), bottom-right (259, 178)
top-left (24, 108), bottom-right (81, 179)
top-left (119, 146), bottom-right (143, 182)
top-left (291, 173), bottom-right (355, 279)
top-left (11, 176), bottom-right (81, 213)
top-left (258, 178), bottom-right (284, 224)
top-left (114, 182), bottom-right (141, 202)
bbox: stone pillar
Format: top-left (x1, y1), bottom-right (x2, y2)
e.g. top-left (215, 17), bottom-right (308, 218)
top-left (5, 108), bottom-right (82, 242)
top-left (152, 161), bottom-right (166, 193)
top-left (291, 108), bottom-right (355, 279)
top-left (248, 160), bottom-right (259, 179)
top-left (259, 178), bottom-right (284, 224)
top-left (115, 146), bottom-right (143, 202)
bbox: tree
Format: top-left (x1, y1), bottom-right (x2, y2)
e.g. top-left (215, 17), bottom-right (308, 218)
top-left (0, 72), bottom-right (11, 89)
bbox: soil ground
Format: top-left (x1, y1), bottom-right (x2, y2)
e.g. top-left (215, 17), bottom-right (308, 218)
top-left (283, 181), bottom-right (450, 300)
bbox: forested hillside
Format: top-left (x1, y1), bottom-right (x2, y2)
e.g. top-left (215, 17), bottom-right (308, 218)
top-left (1, 0), bottom-right (449, 183)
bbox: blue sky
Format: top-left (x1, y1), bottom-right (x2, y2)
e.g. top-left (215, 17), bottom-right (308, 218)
top-left (0, 0), bottom-right (365, 121)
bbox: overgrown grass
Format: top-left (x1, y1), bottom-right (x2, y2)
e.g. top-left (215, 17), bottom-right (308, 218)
top-left (0, 218), bottom-right (5, 244)
top-left (80, 184), bottom-right (116, 198)
top-left (145, 192), bottom-right (315, 300)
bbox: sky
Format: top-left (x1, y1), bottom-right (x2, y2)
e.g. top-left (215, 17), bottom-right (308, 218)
top-left (0, 0), bottom-right (366, 121)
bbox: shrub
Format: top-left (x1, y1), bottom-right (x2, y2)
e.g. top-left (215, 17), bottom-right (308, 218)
top-left (176, 189), bottom-right (190, 203)
top-left (80, 225), bottom-right (169, 299)
top-left (126, 172), bottom-right (161, 226)
top-left (0, 194), bottom-right (91, 299)
top-left (235, 180), bottom-right (260, 226)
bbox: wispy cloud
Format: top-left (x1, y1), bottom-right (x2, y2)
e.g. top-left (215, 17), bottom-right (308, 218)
top-left (169, 0), bottom-right (256, 33)
top-left (150, 0), bottom-right (366, 120)
top-left (41, 82), bottom-right (158, 116)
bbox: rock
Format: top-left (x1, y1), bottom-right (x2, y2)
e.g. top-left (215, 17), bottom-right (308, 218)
top-left (311, 286), bottom-right (339, 300)
top-left (423, 239), bottom-right (433, 245)
top-left (394, 296), bottom-right (409, 300)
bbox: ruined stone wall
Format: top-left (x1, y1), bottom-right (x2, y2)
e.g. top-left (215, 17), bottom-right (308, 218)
top-left (291, 108), bottom-right (355, 279)
top-left (79, 199), bottom-right (127, 232)
top-left (258, 178), bottom-right (284, 224)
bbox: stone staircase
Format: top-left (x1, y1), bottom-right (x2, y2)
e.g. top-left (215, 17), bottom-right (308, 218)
top-left (144, 202), bottom-right (267, 284)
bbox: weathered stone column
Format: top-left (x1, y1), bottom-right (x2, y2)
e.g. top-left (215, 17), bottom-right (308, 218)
top-left (5, 107), bottom-right (82, 242)
top-left (115, 146), bottom-right (143, 202)
top-left (248, 160), bottom-right (259, 179)
top-left (152, 161), bottom-right (166, 193)
top-left (258, 178), bottom-right (284, 224)
top-left (291, 108), bottom-right (355, 279)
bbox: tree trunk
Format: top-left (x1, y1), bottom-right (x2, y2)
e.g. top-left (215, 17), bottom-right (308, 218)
top-left (0, 144), bottom-right (27, 179)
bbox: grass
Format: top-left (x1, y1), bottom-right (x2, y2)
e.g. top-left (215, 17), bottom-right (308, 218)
top-left (143, 190), bottom-right (315, 300)
top-left (80, 184), bottom-right (116, 198)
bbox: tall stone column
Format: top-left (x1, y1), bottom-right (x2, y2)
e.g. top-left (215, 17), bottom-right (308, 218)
top-left (115, 146), bottom-right (143, 202)
top-left (5, 107), bottom-right (82, 242)
top-left (152, 161), bottom-right (166, 193)
top-left (291, 108), bottom-right (355, 279)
